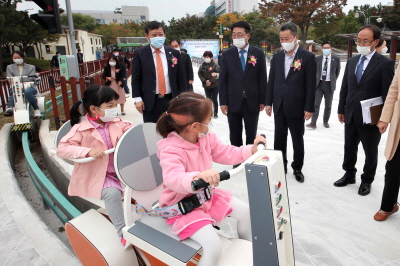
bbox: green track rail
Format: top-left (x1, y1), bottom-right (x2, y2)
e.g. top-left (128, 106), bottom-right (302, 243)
top-left (22, 131), bottom-right (82, 223)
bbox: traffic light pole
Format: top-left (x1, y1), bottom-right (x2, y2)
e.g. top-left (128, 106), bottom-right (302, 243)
top-left (65, 0), bottom-right (82, 110)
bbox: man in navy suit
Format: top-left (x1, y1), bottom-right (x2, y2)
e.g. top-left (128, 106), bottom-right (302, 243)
top-left (219, 21), bottom-right (267, 163)
top-left (170, 39), bottom-right (194, 92)
top-left (131, 21), bottom-right (186, 123)
top-left (335, 25), bottom-right (394, 196)
top-left (265, 22), bottom-right (316, 182)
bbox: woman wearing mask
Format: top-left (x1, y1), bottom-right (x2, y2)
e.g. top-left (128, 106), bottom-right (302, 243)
top-left (376, 38), bottom-right (388, 54)
top-left (198, 51), bottom-right (219, 118)
top-left (102, 55), bottom-right (127, 115)
top-left (4, 51), bottom-right (41, 117)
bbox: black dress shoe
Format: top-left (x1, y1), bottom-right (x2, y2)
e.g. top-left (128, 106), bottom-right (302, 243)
top-left (358, 183), bottom-right (371, 196)
top-left (293, 170), bottom-right (304, 183)
top-left (333, 176), bottom-right (356, 187)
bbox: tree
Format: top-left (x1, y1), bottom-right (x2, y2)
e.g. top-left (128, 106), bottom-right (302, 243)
top-left (259, 0), bottom-right (347, 47)
top-left (61, 13), bottom-right (100, 32)
top-left (166, 14), bottom-right (218, 42)
top-left (215, 13), bottom-right (244, 41)
top-left (94, 23), bottom-right (134, 47)
top-left (379, 1), bottom-right (400, 30)
top-left (243, 11), bottom-right (276, 47)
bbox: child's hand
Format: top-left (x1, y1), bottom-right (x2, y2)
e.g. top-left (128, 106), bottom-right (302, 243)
top-left (194, 170), bottom-right (220, 187)
top-left (251, 135), bottom-right (266, 154)
top-left (87, 149), bottom-right (106, 159)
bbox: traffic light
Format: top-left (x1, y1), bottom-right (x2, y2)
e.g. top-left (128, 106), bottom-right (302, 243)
top-left (30, 0), bottom-right (62, 34)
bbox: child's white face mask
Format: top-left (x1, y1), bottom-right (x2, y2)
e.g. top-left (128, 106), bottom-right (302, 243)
top-left (197, 121), bottom-right (213, 137)
top-left (97, 106), bottom-right (118, 122)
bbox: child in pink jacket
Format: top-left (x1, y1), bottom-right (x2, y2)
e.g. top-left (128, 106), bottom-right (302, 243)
top-left (57, 85), bottom-right (133, 246)
top-left (156, 92), bottom-right (266, 266)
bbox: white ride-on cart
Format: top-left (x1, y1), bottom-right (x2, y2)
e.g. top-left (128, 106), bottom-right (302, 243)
top-left (56, 123), bottom-right (295, 266)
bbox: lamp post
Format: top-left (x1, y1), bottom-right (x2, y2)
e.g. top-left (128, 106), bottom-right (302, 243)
top-left (355, 11), bottom-right (383, 25)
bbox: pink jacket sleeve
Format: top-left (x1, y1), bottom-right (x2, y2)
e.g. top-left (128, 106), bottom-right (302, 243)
top-left (208, 133), bottom-right (253, 165)
top-left (56, 125), bottom-right (92, 159)
top-left (159, 146), bottom-right (200, 194)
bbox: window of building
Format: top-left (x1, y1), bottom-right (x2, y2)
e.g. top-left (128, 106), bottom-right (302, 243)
top-left (101, 19), bottom-right (105, 24)
top-left (90, 38), bottom-right (93, 45)
top-left (140, 15), bottom-right (146, 20)
top-left (95, 18), bottom-right (101, 24)
top-left (95, 39), bottom-right (98, 45)
top-left (113, 19), bottom-right (118, 23)
top-left (92, 47), bottom-right (94, 54)
top-left (136, 19), bottom-right (139, 23)
top-left (45, 45), bottom-right (51, 54)
top-left (124, 19), bottom-right (129, 23)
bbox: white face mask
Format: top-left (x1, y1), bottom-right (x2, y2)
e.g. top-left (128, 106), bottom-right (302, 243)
top-left (174, 48), bottom-right (181, 51)
top-left (357, 45), bottom-right (373, 56)
top-left (197, 121), bottom-right (213, 137)
top-left (233, 38), bottom-right (247, 49)
top-left (381, 47), bottom-right (388, 54)
top-left (109, 62), bottom-right (116, 66)
top-left (113, 53), bottom-right (119, 56)
top-left (281, 38), bottom-right (297, 52)
top-left (13, 59), bottom-right (24, 64)
top-left (98, 106), bottom-right (119, 122)
top-left (204, 58), bottom-right (211, 63)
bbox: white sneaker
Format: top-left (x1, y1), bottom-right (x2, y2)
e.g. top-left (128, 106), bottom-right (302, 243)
top-left (34, 109), bottom-right (41, 117)
top-left (125, 94), bottom-right (130, 98)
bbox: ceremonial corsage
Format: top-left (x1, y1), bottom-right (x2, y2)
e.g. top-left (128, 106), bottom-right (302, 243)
top-left (169, 52), bottom-right (178, 67)
top-left (291, 59), bottom-right (302, 71)
top-left (115, 68), bottom-right (121, 73)
top-left (208, 66), bottom-right (213, 72)
top-left (248, 55), bottom-right (257, 67)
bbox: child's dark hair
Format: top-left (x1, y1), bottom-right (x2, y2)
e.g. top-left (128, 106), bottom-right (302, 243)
top-left (70, 85), bottom-right (119, 126)
top-left (156, 92), bottom-right (212, 138)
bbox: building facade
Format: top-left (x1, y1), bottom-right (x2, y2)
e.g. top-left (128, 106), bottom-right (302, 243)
top-left (40, 27), bottom-right (103, 62)
top-left (202, 0), bottom-right (259, 16)
top-left (72, 5), bottom-right (149, 25)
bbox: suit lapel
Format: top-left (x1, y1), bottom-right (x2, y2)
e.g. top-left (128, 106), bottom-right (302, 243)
top-left (164, 47), bottom-right (173, 81)
top-left (145, 45), bottom-right (156, 78)
top-left (358, 52), bottom-right (380, 85)
top-left (285, 47), bottom-right (303, 81)
top-left (330, 56), bottom-right (335, 78)
top-left (350, 55), bottom-right (360, 85)
top-left (231, 48), bottom-right (243, 74)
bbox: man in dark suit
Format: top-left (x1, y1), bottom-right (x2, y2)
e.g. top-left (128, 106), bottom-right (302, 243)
top-left (131, 21), bottom-right (186, 123)
top-left (52, 51), bottom-right (60, 68)
top-left (219, 21), bottom-right (267, 157)
top-left (170, 39), bottom-right (194, 92)
top-left (265, 22), bottom-right (316, 182)
top-left (307, 41), bottom-right (341, 129)
top-left (335, 25), bottom-right (394, 196)
top-left (77, 49), bottom-right (84, 64)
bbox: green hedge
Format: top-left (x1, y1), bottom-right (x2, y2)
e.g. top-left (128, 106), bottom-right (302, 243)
top-left (2, 57), bottom-right (51, 72)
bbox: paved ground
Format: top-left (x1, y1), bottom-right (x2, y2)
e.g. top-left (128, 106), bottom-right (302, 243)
top-left (2, 61), bottom-right (400, 266)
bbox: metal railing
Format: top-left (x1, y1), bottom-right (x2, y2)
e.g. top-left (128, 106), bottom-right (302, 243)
top-left (22, 131), bottom-right (82, 224)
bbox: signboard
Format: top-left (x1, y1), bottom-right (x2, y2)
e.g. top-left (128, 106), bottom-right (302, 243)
top-left (59, 55), bottom-right (79, 80)
top-left (181, 39), bottom-right (220, 59)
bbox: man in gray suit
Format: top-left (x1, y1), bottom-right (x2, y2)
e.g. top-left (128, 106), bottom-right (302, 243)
top-left (307, 41), bottom-right (340, 129)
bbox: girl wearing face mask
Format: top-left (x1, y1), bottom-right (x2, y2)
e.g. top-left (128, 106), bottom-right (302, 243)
top-left (4, 51), bottom-right (41, 117)
top-left (198, 51), bottom-right (220, 118)
top-left (57, 85), bottom-right (134, 247)
top-left (102, 55), bottom-right (127, 115)
top-left (376, 38), bottom-right (388, 54)
top-left (156, 92), bottom-right (266, 266)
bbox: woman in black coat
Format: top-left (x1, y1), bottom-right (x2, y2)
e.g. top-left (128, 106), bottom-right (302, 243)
top-left (198, 51), bottom-right (220, 118)
top-left (102, 55), bottom-right (127, 115)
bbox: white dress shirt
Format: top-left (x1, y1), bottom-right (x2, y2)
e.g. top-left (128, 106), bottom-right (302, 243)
top-left (135, 45), bottom-right (171, 103)
top-left (284, 45), bottom-right (300, 78)
top-left (355, 49), bottom-right (376, 75)
top-left (320, 54), bottom-right (332, 81)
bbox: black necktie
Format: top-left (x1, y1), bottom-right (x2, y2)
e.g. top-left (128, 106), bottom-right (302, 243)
top-left (322, 57), bottom-right (328, 81)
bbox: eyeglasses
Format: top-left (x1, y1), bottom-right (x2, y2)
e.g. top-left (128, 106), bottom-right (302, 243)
top-left (232, 34), bottom-right (246, 39)
top-left (355, 40), bottom-right (375, 46)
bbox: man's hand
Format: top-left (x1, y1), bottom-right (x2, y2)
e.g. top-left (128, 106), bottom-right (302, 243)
top-left (265, 106), bottom-right (272, 117)
top-left (377, 121), bottom-right (389, 134)
top-left (188, 80), bottom-right (193, 84)
top-left (304, 111), bottom-right (313, 120)
top-left (259, 104), bottom-right (265, 111)
top-left (205, 80), bottom-right (211, 87)
top-left (220, 105), bottom-right (228, 115)
top-left (338, 114), bottom-right (345, 124)
top-left (135, 101), bottom-right (145, 114)
top-left (117, 81), bottom-right (122, 86)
